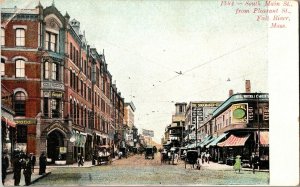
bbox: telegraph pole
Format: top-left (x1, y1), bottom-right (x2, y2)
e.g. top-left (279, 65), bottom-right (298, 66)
top-left (256, 93), bottom-right (260, 170)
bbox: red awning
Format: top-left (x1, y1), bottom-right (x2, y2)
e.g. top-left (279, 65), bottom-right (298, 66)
top-left (1, 117), bottom-right (16, 128)
top-left (217, 134), bottom-right (250, 147)
top-left (258, 131), bottom-right (269, 146)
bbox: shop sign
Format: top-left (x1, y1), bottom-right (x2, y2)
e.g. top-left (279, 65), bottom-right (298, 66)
top-left (46, 122), bottom-right (68, 133)
top-left (15, 119), bottom-right (36, 125)
top-left (263, 106), bottom-right (269, 121)
top-left (231, 103), bottom-right (248, 123)
top-left (248, 106), bottom-right (254, 121)
top-left (59, 147), bottom-right (67, 154)
top-left (51, 92), bottom-right (63, 98)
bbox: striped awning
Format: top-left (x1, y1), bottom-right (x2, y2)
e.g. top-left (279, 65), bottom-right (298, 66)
top-left (259, 131), bottom-right (269, 146)
top-left (217, 134), bottom-right (250, 147)
top-left (206, 133), bottom-right (228, 148)
top-left (1, 117), bottom-right (16, 128)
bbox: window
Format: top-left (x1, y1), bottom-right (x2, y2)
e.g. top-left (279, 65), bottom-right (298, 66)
top-left (17, 125), bottom-right (27, 143)
top-left (52, 99), bottom-right (60, 118)
top-left (70, 43), bottom-right (73, 61)
top-left (43, 98), bottom-right (49, 117)
top-left (1, 28), bottom-right (5, 46)
top-left (52, 63), bottom-right (59, 81)
top-left (16, 29), bottom-right (25, 46)
top-left (1, 58), bottom-right (5, 76)
top-left (14, 91), bottom-right (26, 116)
top-left (80, 80), bottom-right (83, 96)
top-left (44, 61), bottom-right (49, 79)
top-left (45, 32), bottom-right (57, 52)
top-left (16, 59), bottom-right (25, 78)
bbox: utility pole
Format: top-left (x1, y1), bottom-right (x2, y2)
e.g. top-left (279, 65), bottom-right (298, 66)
top-left (195, 116), bottom-right (198, 152)
top-left (256, 93), bottom-right (260, 170)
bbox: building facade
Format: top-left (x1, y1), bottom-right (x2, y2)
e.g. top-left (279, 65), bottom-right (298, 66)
top-left (163, 102), bottom-right (187, 148)
top-left (1, 3), bottom-right (125, 164)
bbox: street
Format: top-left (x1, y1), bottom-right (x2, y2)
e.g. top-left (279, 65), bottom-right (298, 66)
top-left (27, 154), bottom-right (269, 186)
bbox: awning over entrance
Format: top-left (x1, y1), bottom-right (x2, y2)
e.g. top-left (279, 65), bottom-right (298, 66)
top-left (217, 134), bottom-right (250, 147)
top-left (258, 131), bottom-right (269, 146)
top-left (206, 133), bottom-right (228, 148)
top-left (1, 116), bottom-right (16, 128)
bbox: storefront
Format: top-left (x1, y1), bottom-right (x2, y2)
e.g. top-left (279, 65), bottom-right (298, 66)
top-left (40, 121), bottom-right (71, 164)
top-left (1, 114), bottom-right (16, 159)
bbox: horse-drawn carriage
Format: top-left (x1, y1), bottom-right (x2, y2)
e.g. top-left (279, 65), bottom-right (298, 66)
top-left (185, 150), bottom-right (201, 169)
top-left (96, 145), bottom-right (111, 165)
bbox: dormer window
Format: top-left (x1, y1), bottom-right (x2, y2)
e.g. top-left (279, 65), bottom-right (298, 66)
top-left (45, 32), bottom-right (58, 52)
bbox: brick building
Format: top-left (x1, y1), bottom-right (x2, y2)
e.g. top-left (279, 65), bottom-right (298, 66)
top-left (1, 2), bottom-right (125, 164)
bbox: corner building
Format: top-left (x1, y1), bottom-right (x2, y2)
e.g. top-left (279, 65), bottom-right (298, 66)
top-left (1, 3), bottom-right (125, 164)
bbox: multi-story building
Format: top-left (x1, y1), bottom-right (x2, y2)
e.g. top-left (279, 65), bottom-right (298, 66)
top-left (123, 102), bottom-right (136, 147)
top-left (184, 101), bottom-right (222, 146)
top-left (1, 2), bottom-right (125, 164)
top-left (200, 81), bottom-right (269, 168)
top-left (163, 102), bottom-right (187, 148)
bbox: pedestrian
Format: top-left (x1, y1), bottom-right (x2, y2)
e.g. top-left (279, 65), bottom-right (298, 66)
top-left (78, 154), bottom-right (84, 167)
top-left (39, 152), bottom-right (47, 175)
top-left (13, 154), bottom-right (23, 186)
top-left (23, 154), bottom-right (32, 186)
top-left (233, 155), bottom-right (242, 173)
top-left (205, 152), bottom-right (210, 164)
top-left (251, 153), bottom-right (260, 174)
top-left (201, 152), bottom-right (205, 164)
top-left (2, 152), bottom-right (9, 185)
top-left (30, 153), bottom-right (36, 173)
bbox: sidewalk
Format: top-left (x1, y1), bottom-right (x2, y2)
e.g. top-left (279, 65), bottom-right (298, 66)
top-left (3, 159), bottom-right (120, 186)
top-left (199, 161), bottom-right (269, 172)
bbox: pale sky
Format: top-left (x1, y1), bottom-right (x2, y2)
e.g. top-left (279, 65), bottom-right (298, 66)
top-left (2, 0), bottom-right (269, 143)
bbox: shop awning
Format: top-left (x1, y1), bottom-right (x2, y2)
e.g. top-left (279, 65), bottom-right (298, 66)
top-left (200, 137), bottom-right (215, 148)
top-left (217, 134), bottom-right (250, 147)
top-left (1, 117), bottom-right (16, 128)
top-left (198, 136), bottom-right (213, 148)
top-left (258, 131), bottom-right (269, 146)
top-left (206, 133), bottom-right (228, 148)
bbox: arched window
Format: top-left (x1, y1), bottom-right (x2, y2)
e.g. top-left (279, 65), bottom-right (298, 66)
top-left (14, 91), bottom-right (26, 116)
top-left (1, 58), bottom-right (5, 76)
top-left (1, 28), bottom-right (5, 46)
top-left (15, 59), bottom-right (25, 78)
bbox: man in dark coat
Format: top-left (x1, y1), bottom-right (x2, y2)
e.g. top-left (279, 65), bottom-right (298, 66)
top-left (13, 154), bottom-right (22, 186)
top-left (23, 154), bottom-right (32, 186)
top-left (30, 153), bottom-right (36, 173)
top-left (39, 152), bottom-right (47, 175)
top-left (2, 153), bottom-right (9, 185)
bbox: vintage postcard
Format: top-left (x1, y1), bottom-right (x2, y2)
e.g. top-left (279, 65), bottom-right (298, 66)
top-left (1, 0), bottom-right (299, 186)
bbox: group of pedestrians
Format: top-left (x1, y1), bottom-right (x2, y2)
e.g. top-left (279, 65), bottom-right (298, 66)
top-left (200, 152), bottom-right (211, 164)
top-left (1, 151), bottom-right (47, 186)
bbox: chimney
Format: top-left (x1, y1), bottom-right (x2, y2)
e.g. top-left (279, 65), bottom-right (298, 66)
top-left (229, 89), bottom-right (233, 97)
top-left (245, 80), bottom-right (251, 93)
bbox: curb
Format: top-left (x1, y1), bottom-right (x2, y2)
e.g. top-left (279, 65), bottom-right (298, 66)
top-left (30, 172), bottom-right (52, 185)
